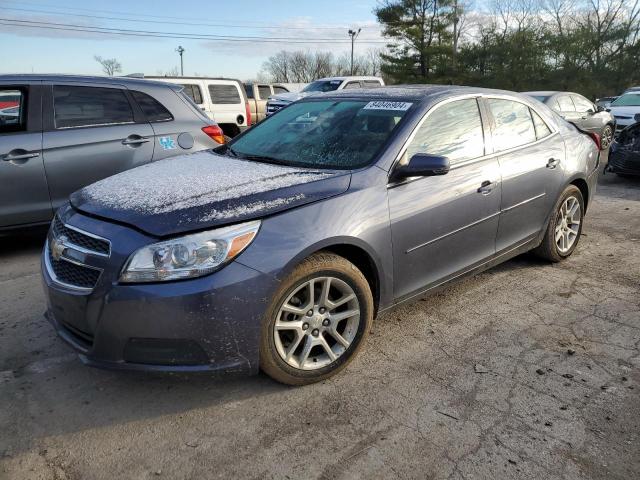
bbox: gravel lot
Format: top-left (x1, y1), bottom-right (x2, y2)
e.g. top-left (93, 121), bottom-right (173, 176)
top-left (1, 170), bottom-right (638, 480)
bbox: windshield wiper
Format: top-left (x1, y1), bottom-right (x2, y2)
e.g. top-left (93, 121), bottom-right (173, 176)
top-left (242, 154), bottom-right (291, 166)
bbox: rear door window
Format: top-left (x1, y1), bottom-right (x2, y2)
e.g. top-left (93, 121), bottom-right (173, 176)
top-left (0, 88), bottom-right (26, 133)
top-left (363, 80), bottom-right (383, 88)
top-left (557, 95), bottom-right (576, 112)
top-left (53, 86), bottom-right (134, 129)
top-left (208, 84), bottom-right (241, 104)
top-left (130, 91), bottom-right (173, 123)
top-left (258, 85), bottom-right (272, 99)
top-left (180, 84), bottom-right (203, 104)
top-left (273, 86), bottom-right (289, 94)
top-left (408, 98), bottom-right (484, 163)
top-left (487, 98), bottom-right (537, 152)
top-left (343, 81), bottom-right (362, 90)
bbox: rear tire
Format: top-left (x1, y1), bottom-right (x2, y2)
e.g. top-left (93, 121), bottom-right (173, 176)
top-left (533, 185), bottom-right (584, 262)
top-left (601, 125), bottom-right (614, 150)
top-left (259, 252), bottom-right (373, 386)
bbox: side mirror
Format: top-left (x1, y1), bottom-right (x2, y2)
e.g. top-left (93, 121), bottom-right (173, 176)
top-left (393, 153), bottom-right (450, 180)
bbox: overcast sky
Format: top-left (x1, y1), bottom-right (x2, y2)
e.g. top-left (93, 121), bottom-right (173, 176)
top-left (0, 0), bottom-right (395, 79)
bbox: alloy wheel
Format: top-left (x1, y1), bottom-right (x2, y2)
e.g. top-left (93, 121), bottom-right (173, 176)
top-left (555, 196), bottom-right (581, 254)
top-left (601, 126), bottom-right (613, 149)
top-left (274, 276), bottom-right (360, 370)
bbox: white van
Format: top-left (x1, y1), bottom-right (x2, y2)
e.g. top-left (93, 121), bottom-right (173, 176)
top-left (147, 77), bottom-right (250, 137)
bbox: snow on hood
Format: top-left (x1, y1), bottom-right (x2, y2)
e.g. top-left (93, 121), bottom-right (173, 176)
top-left (270, 91), bottom-right (315, 103)
top-left (71, 150), bottom-right (350, 237)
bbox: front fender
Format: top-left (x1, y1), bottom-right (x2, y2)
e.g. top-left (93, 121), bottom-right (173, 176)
top-left (236, 168), bottom-right (394, 308)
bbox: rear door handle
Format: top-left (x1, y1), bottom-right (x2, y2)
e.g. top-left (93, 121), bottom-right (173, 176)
top-left (477, 180), bottom-right (494, 195)
top-left (2, 150), bottom-right (40, 162)
top-left (547, 158), bottom-right (561, 169)
top-left (122, 136), bottom-right (150, 146)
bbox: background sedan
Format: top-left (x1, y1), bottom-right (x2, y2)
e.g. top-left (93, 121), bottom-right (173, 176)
top-left (524, 90), bottom-right (616, 149)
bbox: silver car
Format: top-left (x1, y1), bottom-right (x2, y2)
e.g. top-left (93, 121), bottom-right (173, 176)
top-left (0, 74), bottom-right (224, 230)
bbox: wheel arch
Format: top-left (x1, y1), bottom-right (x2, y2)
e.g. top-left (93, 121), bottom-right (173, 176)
top-left (569, 177), bottom-right (590, 212)
top-left (279, 237), bottom-right (385, 318)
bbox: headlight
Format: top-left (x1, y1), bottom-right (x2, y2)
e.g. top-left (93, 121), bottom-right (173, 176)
top-left (120, 220), bottom-right (260, 283)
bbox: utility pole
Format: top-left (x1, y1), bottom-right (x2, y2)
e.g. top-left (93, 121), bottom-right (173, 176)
top-left (176, 46), bottom-right (185, 76)
top-left (348, 28), bottom-right (361, 76)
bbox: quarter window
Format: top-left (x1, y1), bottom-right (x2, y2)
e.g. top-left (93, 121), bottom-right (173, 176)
top-left (0, 88), bottom-right (26, 133)
top-left (557, 95), bottom-right (575, 112)
top-left (258, 85), bottom-right (272, 99)
top-left (180, 84), bottom-right (203, 104)
top-left (487, 99), bottom-right (536, 152)
top-left (53, 86), bottom-right (133, 129)
top-left (208, 84), bottom-right (241, 104)
top-left (407, 98), bottom-right (484, 163)
top-left (531, 109), bottom-right (552, 139)
top-left (572, 95), bottom-right (594, 113)
top-left (363, 80), bottom-right (383, 88)
top-left (273, 86), bottom-right (289, 94)
top-left (343, 82), bottom-right (362, 90)
top-left (131, 91), bottom-right (173, 123)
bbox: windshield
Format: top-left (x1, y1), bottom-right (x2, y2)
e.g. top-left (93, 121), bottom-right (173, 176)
top-left (302, 80), bottom-right (343, 93)
top-left (228, 100), bottom-right (412, 169)
top-left (611, 93), bottom-right (640, 107)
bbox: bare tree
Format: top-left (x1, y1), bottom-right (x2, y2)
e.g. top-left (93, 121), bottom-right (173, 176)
top-left (93, 55), bottom-right (122, 76)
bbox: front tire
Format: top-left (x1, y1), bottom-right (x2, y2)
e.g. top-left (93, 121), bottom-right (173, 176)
top-left (534, 185), bottom-right (584, 262)
top-left (260, 252), bottom-right (374, 385)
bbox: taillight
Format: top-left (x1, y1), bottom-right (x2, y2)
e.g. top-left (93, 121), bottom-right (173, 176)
top-left (202, 125), bottom-right (225, 145)
top-left (587, 132), bottom-right (601, 150)
top-left (245, 102), bottom-right (251, 126)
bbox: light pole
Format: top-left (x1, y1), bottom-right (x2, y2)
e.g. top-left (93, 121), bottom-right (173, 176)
top-left (348, 28), bottom-right (361, 76)
top-left (176, 46), bottom-right (185, 76)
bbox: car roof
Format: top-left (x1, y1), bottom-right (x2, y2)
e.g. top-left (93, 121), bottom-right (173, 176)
top-left (311, 85), bottom-right (538, 104)
top-left (315, 76), bottom-right (383, 82)
top-left (145, 75), bottom-right (244, 84)
top-left (0, 73), bottom-right (179, 89)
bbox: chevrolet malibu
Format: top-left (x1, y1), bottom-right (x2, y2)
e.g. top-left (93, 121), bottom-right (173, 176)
top-left (42, 86), bottom-right (600, 385)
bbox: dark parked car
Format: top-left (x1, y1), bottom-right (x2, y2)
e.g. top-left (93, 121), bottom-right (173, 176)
top-left (607, 122), bottom-right (640, 176)
top-left (42, 86), bottom-right (600, 385)
top-left (523, 91), bottom-right (616, 149)
top-left (0, 74), bottom-right (224, 231)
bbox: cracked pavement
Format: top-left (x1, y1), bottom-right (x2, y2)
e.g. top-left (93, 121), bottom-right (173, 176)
top-left (0, 171), bottom-right (638, 480)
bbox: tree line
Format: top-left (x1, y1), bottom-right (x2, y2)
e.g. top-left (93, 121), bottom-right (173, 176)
top-left (261, 0), bottom-right (640, 99)
top-left (260, 49), bottom-right (383, 83)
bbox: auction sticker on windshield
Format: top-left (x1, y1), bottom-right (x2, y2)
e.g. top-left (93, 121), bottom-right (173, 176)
top-left (363, 101), bottom-right (413, 111)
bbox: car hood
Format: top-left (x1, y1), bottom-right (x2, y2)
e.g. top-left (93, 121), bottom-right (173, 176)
top-left (270, 91), bottom-right (315, 103)
top-left (70, 150), bottom-right (351, 237)
top-left (609, 105), bottom-right (640, 117)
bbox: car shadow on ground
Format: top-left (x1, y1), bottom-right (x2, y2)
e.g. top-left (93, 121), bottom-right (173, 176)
top-left (0, 226), bottom-right (48, 258)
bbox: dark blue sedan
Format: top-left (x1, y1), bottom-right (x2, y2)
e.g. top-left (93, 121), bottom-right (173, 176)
top-left (42, 86), bottom-right (600, 384)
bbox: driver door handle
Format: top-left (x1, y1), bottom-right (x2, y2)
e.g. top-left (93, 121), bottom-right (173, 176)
top-left (547, 158), bottom-right (561, 169)
top-left (2, 150), bottom-right (40, 161)
top-left (477, 180), bottom-right (494, 195)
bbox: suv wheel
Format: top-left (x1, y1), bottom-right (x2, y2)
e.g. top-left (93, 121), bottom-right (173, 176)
top-left (260, 252), bottom-right (373, 385)
top-left (534, 185), bottom-right (584, 262)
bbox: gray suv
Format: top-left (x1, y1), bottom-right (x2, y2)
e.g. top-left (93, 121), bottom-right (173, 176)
top-left (0, 75), bottom-right (223, 230)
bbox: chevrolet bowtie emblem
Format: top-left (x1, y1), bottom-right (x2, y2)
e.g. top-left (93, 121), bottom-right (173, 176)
top-left (50, 235), bottom-right (68, 261)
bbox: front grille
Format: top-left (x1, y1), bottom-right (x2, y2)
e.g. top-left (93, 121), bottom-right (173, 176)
top-left (53, 216), bottom-right (110, 256)
top-left (47, 247), bottom-right (101, 290)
